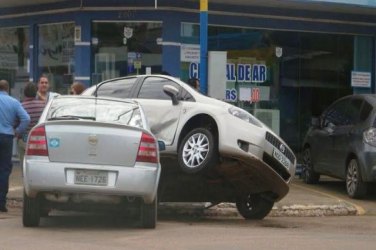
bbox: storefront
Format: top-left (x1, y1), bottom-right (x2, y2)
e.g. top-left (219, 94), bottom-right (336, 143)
top-left (0, 0), bottom-right (375, 155)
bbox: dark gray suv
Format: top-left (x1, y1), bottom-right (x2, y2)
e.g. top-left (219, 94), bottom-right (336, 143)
top-left (302, 94), bottom-right (376, 198)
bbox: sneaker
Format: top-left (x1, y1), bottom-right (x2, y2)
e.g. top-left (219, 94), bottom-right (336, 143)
top-left (0, 206), bottom-right (8, 212)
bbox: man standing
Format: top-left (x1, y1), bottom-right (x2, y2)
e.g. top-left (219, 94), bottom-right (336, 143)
top-left (18, 83), bottom-right (46, 169)
top-left (0, 80), bottom-right (30, 212)
top-left (36, 75), bottom-right (58, 103)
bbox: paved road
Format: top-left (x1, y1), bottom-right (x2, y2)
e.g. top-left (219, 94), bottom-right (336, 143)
top-left (0, 211), bottom-right (376, 250)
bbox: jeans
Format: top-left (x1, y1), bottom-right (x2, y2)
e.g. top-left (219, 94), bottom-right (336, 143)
top-left (0, 134), bottom-right (14, 207)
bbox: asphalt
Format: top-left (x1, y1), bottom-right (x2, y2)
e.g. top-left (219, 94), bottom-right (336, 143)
top-left (6, 160), bottom-right (360, 218)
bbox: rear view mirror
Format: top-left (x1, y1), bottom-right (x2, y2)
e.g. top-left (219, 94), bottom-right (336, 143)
top-left (158, 140), bottom-right (166, 151)
top-left (163, 85), bottom-right (179, 105)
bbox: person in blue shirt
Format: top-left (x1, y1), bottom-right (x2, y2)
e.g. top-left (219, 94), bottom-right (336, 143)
top-left (0, 80), bottom-right (30, 212)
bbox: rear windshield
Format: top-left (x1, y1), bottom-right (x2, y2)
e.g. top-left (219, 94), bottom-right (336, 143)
top-left (47, 97), bottom-right (143, 128)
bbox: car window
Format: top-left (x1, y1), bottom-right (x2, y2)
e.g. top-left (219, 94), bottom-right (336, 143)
top-left (323, 99), bottom-right (351, 126)
top-left (179, 87), bottom-right (195, 101)
top-left (360, 100), bottom-right (373, 122)
top-left (96, 78), bottom-right (137, 98)
top-left (324, 98), bottom-right (363, 126)
top-left (137, 77), bottom-right (181, 100)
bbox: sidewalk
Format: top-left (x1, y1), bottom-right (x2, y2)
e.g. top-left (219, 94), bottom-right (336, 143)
top-left (8, 160), bottom-right (359, 217)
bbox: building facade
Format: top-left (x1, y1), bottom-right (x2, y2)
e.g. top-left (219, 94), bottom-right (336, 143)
top-left (1, 0), bottom-right (375, 154)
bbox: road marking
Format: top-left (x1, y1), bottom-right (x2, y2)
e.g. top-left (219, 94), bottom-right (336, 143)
top-left (291, 183), bottom-right (366, 215)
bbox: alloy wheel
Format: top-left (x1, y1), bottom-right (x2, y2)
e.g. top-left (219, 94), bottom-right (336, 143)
top-left (182, 133), bottom-right (209, 169)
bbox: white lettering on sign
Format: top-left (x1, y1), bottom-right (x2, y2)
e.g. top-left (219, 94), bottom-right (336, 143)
top-left (351, 71), bottom-right (371, 88)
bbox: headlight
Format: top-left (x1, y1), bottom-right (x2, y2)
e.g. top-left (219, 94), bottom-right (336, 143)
top-left (363, 127), bottom-right (376, 147)
top-left (228, 106), bottom-right (262, 128)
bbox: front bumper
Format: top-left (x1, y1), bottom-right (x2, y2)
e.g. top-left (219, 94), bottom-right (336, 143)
top-left (23, 156), bottom-right (160, 204)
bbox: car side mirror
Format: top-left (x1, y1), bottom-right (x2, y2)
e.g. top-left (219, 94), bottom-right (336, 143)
top-left (158, 140), bottom-right (166, 151)
top-left (163, 85), bottom-right (179, 105)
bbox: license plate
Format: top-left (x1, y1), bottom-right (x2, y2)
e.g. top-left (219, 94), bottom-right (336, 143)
top-left (273, 149), bottom-right (290, 168)
top-left (74, 170), bottom-right (108, 186)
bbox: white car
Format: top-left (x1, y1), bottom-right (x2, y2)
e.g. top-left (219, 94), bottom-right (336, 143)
top-left (83, 75), bottom-right (296, 219)
top-left (23, 96), bottom-right (163, 228)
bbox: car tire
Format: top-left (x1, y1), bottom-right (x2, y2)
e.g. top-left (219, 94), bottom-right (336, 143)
top-left (23, 191), bottom-right (40, 227)
top-left (302, 147), bottom-right (320, 184)
top-left (346, 159), bottom-right (367, 199)
top-left (141, 197), bottom-right (157, 229)
top-left (178, 127), bottom-right (218, 174)
top-left (235, 194), bottom-right (274, 220)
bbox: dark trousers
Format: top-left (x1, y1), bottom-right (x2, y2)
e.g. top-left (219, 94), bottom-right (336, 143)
top-left (0, 134), bottom-right (13, 207)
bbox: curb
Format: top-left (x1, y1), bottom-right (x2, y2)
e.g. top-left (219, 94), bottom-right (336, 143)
top-left (158, 202), bottom-right (359, 218)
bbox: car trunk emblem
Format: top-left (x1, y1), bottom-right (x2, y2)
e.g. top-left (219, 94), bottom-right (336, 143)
top-left (88, 135), bottom-right (98, 145)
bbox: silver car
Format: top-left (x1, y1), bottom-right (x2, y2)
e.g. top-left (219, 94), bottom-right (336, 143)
top-left (23, 96), bottom-right (162, 228)
top-left (84, 75), bottom-right (296, 220)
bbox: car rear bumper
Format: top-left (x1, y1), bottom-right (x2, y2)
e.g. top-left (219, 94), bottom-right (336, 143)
top-left (23, 157), bottom-right (160, 204)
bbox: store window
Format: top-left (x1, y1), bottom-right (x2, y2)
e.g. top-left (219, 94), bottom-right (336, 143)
top-left (181, 23), bottom-right (358, 153)
top-left (92, 22), bottom-right (162, 84)
top-left (38, 22), bottom-right (75, 94)
top-left (0, 26), bottom-right (29, 99)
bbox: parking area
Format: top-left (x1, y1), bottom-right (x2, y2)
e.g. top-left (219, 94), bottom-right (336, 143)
top-left (7, 160), bottom-right (376, 218)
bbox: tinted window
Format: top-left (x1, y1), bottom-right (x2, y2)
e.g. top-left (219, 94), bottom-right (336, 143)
top-left (324, 98), bottom-right (362, 126)
top-left (96, 78), bottom-right (137, 98)
top-left (324, 99), bottom-right (351, 126)
top-left (137, 77), bottom-right (180, 100)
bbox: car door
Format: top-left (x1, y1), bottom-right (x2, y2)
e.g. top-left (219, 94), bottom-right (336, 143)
top-left (330, 98), bottom-right (363, 178)
top-left (135, 76), bottom-right (183, 146)
top-left (322, 97), bottom-right (357, 176)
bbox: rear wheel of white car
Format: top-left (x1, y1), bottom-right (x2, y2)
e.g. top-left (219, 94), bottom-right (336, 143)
top-left (346, 159), bottom-right (367, 199)
top-left (302, 147), bottom-right (320, 184)
top-left (178, 128), bottom-right (218, 174)
top-left (236, 194), bottom-right (274, 220)
top-left (141, 197), bottom-right (157, 229)
top-left (23, 191), bottom-right (40, 227)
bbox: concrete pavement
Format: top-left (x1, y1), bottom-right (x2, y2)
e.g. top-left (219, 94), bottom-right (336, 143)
top-left (6, 160), bottom-right (364, 217)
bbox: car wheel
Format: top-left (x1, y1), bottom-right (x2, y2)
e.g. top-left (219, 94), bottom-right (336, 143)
top-left (23, 191), bottom-right (40, 227)
top-left (302, 147), bottom-right (320, 184)
top-left (141, 197), bottom-right (157, 229)
top-left (235, 194), bottom-right (274, 220)
top-left (178, 127), bottom-right (218, 174)
top-left (346, 159), bottom-right (367, 199)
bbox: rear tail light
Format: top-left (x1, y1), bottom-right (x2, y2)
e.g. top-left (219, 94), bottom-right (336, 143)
top-left (26, 125), bottom-right (48, 156)
top-left (136, 132), bottom-right (158, 163)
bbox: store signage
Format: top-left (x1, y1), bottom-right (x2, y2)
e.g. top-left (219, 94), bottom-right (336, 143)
top-left (351, 71), bottom-right (371, 88)
top-left (190, 62), bottom-right (267, 83)
top-left (225, 89), bottom-right (237, 102)
top-left (181, 44), bottom-right (200, 63)
top-left (225, 86), bottom-right (270, 103)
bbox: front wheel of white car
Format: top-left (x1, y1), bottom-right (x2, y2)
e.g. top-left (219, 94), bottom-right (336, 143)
top-left (23, 191), bottom-right (41, 227)
top-left (178, 128), bottom-right (218, 174)
top-left (236, 194), bottom-right (274, 220)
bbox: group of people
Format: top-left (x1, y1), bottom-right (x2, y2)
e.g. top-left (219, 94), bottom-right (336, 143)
top-left (0, 76), bottom-right (86, 213)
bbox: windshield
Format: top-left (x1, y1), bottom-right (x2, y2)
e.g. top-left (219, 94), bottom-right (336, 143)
top-left (47, 97), bottom-right (143, 128)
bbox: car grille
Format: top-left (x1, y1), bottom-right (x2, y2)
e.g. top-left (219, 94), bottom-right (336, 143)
top-left (265, 131), bottom-right (296, 163)
top-left (263, 153), bottom-right (291, 181)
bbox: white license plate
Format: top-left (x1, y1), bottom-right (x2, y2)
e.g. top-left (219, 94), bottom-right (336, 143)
top-left (273, 149), bottom-right (290, 168)
top-left (74, 170), bottom-right (108, 186)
